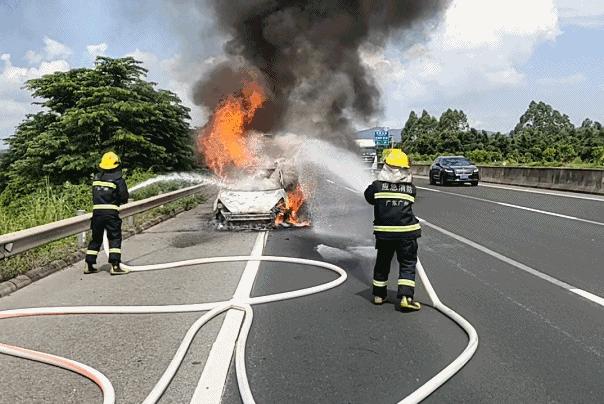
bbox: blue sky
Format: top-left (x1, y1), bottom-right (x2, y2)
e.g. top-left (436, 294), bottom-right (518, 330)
top-left (1, 0), bottom-right (604, 148)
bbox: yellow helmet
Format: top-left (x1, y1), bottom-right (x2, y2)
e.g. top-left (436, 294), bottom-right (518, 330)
top-left (99, 152), bottom-right (120, 170)
top-left (384, 149), bottom-right (410, 168)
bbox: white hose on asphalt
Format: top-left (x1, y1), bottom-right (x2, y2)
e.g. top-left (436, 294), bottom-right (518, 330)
top-left (0, 239), bottom-right (477, 404)
top-left (398, 259), bottom-right (479, 404)
top-left (0, 342), bottom-right (116, 404)
top-left (0, 253), bottom-right (347, 404)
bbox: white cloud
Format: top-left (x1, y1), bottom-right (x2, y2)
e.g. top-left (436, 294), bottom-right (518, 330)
top-left (556, 0), bottom-right (604, 27)
top-left (364, 0), bottom-right (560, 129)
top-left (442, 0), bottom-right (558, 48)
top-left (86, 43), bottom-right (108, 59)
top-left (24, 50), bottom-right (43, 65)
top-left (43, 36), bottom-right (72, 60)
top-left (0, 47), bottom-right (70, 146)
top-left (537, 73), bottom-right (586, 86)
top-left (125, 49), bottom-right (225, 127)
top-left (1, 40), bottom-right (220, 147)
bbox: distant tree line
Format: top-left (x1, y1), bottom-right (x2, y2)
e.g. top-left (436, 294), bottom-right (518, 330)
top-left (0, 57), bottom-right (195, 201)
top-left (400, 101), bottom-right (604, 166)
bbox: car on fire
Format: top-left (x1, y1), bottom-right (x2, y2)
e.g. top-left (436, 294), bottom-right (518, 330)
top-left (429, 155), bottom-right (480, 186)
top-left (213, 165), bottom-right (288, 225)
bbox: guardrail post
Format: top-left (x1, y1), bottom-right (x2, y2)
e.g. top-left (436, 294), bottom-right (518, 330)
top-left (127, 198), bottom-right (135, 228)
top-left (75, 209), bottom-right (87, 248)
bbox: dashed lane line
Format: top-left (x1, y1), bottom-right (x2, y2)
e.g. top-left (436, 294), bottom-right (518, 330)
top-left (419, 218), bottom-right (604, 308)
top-left (417, 186), bottom-right (604, 227)
top-left (414, 175), bottom-right (604, 202)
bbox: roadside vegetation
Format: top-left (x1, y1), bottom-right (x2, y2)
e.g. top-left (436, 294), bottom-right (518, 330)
top-left (0, 172), bottom-right (204, 282)
top-left (400, 101), bottom-right (604, 168)
top-left (0, 57), bottom-right (204, 281)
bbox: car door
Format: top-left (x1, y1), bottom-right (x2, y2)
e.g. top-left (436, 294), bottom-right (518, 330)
top-left (431, 158), bottom-right (440, 179)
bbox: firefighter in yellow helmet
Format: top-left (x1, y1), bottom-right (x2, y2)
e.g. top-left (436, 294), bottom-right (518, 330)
top-left (85, 152), bottom-right (130, 275)
top-left (364, 149), bottom-right (421, 311)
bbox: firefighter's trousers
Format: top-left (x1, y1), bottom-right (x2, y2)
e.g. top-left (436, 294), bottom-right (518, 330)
top-left (372, 238), bottom-right (418, 298)
top-left (85, 213), bottom-right (122, 265)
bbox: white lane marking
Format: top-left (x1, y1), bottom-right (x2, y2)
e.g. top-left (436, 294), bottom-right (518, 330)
top-left (417, 186), bottom-right (604, 227)
top-left (401, 258), bottom-right (478, 403)
top-left (191, 232), bottom-right (267, 404)
top-left (478, 182), bottom-right (604, 202)
top-left (2, 254), bottom-right (348, 404)
top-left (325, 178), bottom-right (361, 195)
top-left (414, 174), bottom-right (604, 202)
top-left (570, 289), bottom-right (604, 307)
top-left (4, 227), bottom-right (481, 403)
top-left (419, 218), bottom-right (604, 308)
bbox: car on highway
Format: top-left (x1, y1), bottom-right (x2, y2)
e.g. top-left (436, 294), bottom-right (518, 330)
top-left (213, 164), bottom-right (288, 226)
top-left (429, 155), bottom-right (480, 186)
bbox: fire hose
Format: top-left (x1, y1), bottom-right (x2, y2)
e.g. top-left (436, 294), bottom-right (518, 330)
top-left (0, 238), bottom-right (477, 404)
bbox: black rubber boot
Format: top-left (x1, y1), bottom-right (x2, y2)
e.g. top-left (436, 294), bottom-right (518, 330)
top-left (110, 263), bottom-right (129, 275)
top-left (84, 263), bottom-right (99, 274)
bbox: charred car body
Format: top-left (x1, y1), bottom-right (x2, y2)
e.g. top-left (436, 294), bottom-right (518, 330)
top-left (213, 161), bottom-right (307, 227)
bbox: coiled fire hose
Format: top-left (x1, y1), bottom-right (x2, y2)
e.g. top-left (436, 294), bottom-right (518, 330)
top-left (0, 234), bottom-right (476, 404)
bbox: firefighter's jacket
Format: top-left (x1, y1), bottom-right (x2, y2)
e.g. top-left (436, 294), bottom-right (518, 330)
top-left (92, 169), bottom-right (129, 215)
top-left (364, 166), bottom-right (421, 240)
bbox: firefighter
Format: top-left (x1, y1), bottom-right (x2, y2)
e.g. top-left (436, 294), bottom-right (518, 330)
top-left (84, 152), bottom-right (130, 275)
top-left (364, 149), bottom-right (421, 311)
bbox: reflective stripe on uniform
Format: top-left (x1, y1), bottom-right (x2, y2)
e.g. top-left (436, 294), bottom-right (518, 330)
top-left (93, 204), bottom-right (119, 210)
top-left (92, 181), bottom-right (116, 189)
top-left (398, 279), bottom-right (416, 287)
top-left (372, 279), bottom-right (388, 287)
top-left (374, 192), bottom-right (415, 202)
top-left (108, 248), bottom-right (121, 254)
top-left (373, 224), bottom-right (421, 232)
top-left (86, 250), bottom-right (98, 256)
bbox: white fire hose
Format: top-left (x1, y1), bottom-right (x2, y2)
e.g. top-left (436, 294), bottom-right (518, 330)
top-left (0, 236), bottom-right (477, 404)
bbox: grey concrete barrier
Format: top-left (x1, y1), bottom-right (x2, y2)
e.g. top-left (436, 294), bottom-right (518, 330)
top-left (411, 164), bottom-right (604, 195)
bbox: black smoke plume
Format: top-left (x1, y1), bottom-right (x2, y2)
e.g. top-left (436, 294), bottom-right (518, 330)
top-left (194, 0), bottom-right (450, 146)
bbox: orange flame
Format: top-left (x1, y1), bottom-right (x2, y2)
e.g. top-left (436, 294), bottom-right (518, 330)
top-left (275, 184), bottom-right (311, 227)
top-left (198, 81), bottom-right (266, 177)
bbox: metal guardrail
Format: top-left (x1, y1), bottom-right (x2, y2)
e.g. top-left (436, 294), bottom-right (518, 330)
top-left (0, 184), bottom-right (206, 259)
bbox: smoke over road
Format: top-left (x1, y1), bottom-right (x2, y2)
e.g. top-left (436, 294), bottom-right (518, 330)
top-left (193, 0), bottom-right (450, 147)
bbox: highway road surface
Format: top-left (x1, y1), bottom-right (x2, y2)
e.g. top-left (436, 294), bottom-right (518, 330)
top-left (1, 177), bottom-right (603, 403)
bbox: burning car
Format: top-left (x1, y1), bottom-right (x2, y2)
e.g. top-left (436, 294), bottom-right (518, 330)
top-left (213, 163), bottom-right (309, 228)
top-left (197, 79), bottom-right (310, 228)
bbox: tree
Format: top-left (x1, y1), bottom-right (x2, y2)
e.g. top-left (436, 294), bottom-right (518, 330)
top-left (513, 101), bottom-right (573, 135)
top-left (438, 109), bottom-right (469, 132)
top-left (557, 144), bottom-right (577, 162)
top-left (400, 111), bottom-right (418, 143)
top-left (0, 57), bottom-right (195, 195)
top-left (401, 110), bottom-right (440, 155)
top-left (542, 147), bottom-right (557, 162)
top-left (397, 101), bottom-right (603, 166)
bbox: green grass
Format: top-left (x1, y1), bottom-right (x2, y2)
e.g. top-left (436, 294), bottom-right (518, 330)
top-left (0, 171), bottom-right (206, 282)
